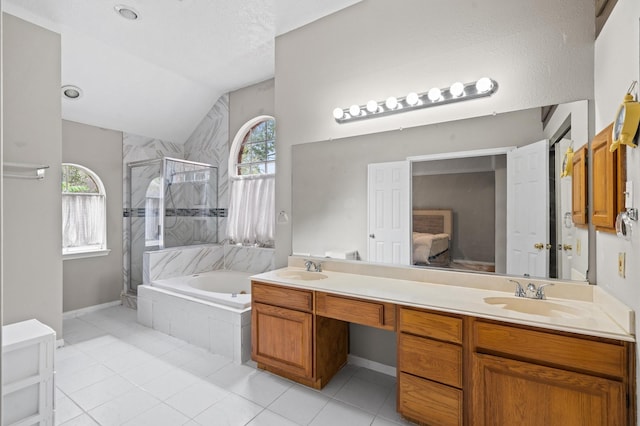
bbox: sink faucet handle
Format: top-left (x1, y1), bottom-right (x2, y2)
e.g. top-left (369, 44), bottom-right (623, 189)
top-left (535, 283), bottom-right (554, 300)
top-left (314, 261), bottom-right (323, 272)
top-left (509, 279), bottom-right (526, 297)
top-left (304, 259), bottom-right (315, 271)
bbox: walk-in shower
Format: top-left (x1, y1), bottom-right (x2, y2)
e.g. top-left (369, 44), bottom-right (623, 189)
top-left (127, 157), bottom-right (218, 293)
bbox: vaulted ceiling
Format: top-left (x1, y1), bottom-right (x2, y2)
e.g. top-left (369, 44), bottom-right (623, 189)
top-left (3, 0), bottom-right (361, 142)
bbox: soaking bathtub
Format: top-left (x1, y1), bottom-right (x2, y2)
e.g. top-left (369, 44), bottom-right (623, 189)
top-left (150, 270), bottom-right (252, 309)
top-left (137, 269), bottom-right (254, 363)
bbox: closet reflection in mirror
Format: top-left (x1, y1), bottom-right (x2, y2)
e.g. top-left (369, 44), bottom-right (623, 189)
top-left (291, 101), bottom-right (589, 281)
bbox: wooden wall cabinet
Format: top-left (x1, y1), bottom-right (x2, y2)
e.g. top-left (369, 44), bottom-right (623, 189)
top-left (471, 319), bottom-right (633, 426)
top-left (571, 145), bottom-right (588, 226)
top-left (251, 281), bottom-right (348, 389)
top-left (591, 123), bottom-right (626, 232)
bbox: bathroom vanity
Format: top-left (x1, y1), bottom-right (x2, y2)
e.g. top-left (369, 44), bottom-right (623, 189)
top-left (251, 261), bottom-right (635, 426)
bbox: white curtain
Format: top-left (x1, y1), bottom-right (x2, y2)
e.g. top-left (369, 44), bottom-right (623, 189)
top-left (62, 194), bottom-right (106, 249)
top-left (227, 175), bottom-right (275, 247)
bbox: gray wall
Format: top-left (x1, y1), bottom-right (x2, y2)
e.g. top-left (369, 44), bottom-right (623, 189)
top-left (62, 120), bottom-right (123, 312)
top-left (413, 171), bottom-right (495, 263)
top-left (229, 79), bottom-right (274, 140)
top-left (2, 13), bottom-right (63, 336)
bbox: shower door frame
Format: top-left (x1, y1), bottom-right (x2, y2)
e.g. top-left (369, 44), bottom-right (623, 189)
top-left (126, 157), bottom-right (219, 294)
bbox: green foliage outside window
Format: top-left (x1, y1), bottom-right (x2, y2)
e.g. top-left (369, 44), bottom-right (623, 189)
top-left (237, 119), bottom-right (276, 175)
top-left (62, 164), bottom-right (99, 193)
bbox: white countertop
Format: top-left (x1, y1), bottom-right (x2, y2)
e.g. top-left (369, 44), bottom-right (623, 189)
top-left (252, 267), bottom-right (635, 342)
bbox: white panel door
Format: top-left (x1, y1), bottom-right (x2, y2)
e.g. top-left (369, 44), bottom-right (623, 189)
top-left (506, 140), bottom-right (549, 277)
top-left (367, 161), bottom-right (410, 265)
top-left (556, 138), bottom-right (574, 280)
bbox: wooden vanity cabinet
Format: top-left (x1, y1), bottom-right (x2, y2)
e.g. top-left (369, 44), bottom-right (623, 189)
top-left (397, 307), bottom-right (464, 426)
top-left (591, 123), bottom-right (626, 232)
top-left (251, 281), bottom-right (348, 389)
top-left (470, 319), bottom-right (634, 426)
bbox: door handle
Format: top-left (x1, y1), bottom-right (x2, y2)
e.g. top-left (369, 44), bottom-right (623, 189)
top-left (369, 234), bottom-right (375, 239)
top-left (534, 243), bottom-right (544, 250)
top-left (563, 244), bottom-right (573, 251)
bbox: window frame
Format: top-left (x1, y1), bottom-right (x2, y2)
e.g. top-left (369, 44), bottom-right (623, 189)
top-left (62, 163), bottom-right (111, 260)
top-left (229, 115), bottom-right (276, 179)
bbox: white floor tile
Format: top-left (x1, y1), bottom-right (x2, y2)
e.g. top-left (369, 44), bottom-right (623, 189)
top-left (141, 368), bottom-right (200, 400)
top-left (334, 376), bottom-right (392, 414)
top-left (59, 413), bottom-right (100, 426)
top-left (164, 381), bottom-right (230, 418)
top-left (68, 375), bottom-right (135, 411)
top-left (54, 394), bottom-right (84, 425)
top-left (55, 351), bottom-right (98, 376)
top-left (246, 409), bottom-right (301, 426)
top-left (268, 384), bottom-right (330, 425)
top-left (120, 357), bottom-right (175, 386)
top-left (227, 370), bottom-right (293, 407)
top-left (88, 387), bottom-right (160, 426)
top-left (352, 368), bottom-right (396, 389)
top-left (376, 389), bottom-right (414, 425)
top-left (102, 347), bottom-right (156, 373)
top-left (309, 400), bottom-right (375, 426)
top-left (318, 364), bottom-right (358, 396)
top-left (372, 416), bottom-right (411, 426)
top-left (193, 393), bottom-right (263, 426)
top-left (56, 364), bottom-right (115, 394)
top-left (122, 403), bottom-right (190, 426)
top-left (206, 361), bottom-right (260, 389)
top-left (182, 352), bottom-right (232, 377)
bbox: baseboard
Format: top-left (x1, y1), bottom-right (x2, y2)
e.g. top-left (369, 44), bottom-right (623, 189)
top-left (347, 354), bottom-right (396, 377)
top-left (62, 300), bottom-right (122, 320)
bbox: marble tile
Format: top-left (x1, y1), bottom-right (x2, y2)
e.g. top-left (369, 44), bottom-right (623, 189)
top-left (145, 245), bottom-right (224, 282)
top-left (224, 245), bottom-right (275, 273)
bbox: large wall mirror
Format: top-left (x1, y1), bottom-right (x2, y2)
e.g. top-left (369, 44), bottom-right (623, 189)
top-left (291, 102), bottom-right (590, 282)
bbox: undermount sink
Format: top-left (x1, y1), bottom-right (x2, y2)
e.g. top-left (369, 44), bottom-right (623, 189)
top-left (277, 270), bottom-right (328, 281)
top-left (483, 296), bottom-right (587, 318)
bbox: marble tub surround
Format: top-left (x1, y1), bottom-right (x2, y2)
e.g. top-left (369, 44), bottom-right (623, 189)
top-left (224, 244), bottom-right (275, 274)
top-left (252, 258), bottom-right (635, 341)
top-left (144, 244), bottom-right (225, 283)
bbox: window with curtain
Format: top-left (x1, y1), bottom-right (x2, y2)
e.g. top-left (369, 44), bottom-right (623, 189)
top-left (227, 116), bottom-right (276, 247)
top-left (62, 163), bottom-right (108, 256)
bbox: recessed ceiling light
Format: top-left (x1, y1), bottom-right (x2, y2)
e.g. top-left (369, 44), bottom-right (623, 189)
top-left (114, 5), bottom-right (140, 20)
top-left (62, 85), bottom-right (83, 100)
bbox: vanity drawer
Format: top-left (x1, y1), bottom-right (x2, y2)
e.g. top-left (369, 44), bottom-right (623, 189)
top-left (315, 292), bottom-right (396, 330)
top-left (398, 372), bottom-right (462, 426)
top-left (399, 333), bottom-right (462, 388)
top-left (252, 281), bottom-right (313, 312)
top-left (399, 307), bottom-right (463, 344)
top-left (473, 320), bottom-right (627, 378)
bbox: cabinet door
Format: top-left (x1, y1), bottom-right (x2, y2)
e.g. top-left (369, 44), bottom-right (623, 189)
top-left (471, 353), bottom-right (626, 426)
top-left (252, 302), bottom-right (313, 378)
top-left (591, 123), bottom-right (625, 231)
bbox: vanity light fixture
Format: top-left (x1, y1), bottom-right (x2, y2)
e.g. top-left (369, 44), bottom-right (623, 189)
top-left (333, 77), bottom-right (498, 123)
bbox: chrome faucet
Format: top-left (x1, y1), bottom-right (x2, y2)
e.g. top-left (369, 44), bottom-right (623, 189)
top-left (304, 260), bottom-right (322, 272)
top-left (509, 280), bottom-right (554, 300)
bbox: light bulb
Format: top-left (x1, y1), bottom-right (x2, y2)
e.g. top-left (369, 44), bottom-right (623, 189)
top-left (385, 96), bottom-right (398, 110)
top-left (475, 77), bottom-right (493, 93)
top-left (366, 100), bottom-right (379, 113)
top-left (349, 104), bottom-right (361, 117)
top-left (406, 92), bottom-right (420, 106)
top-left (427, 87), bottom-right (442, 102)
top-left (333, 108), bottom-right (345, 120)
top-left (450, 82), bottom-right (465, 97)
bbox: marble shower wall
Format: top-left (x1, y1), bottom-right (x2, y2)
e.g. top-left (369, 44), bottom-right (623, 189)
top-left (184, 94), bottom-right (230, 242)
top-left (144, 244), bottom-right (225, 283)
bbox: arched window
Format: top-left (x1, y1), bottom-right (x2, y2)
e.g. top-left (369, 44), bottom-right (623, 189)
top-left (227, 116), bottom-right (276, 247)
top-left (62, 163), bottom-right (108, 257)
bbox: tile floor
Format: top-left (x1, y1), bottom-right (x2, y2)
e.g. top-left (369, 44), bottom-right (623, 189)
top-left (56, 305), bottom-right (415, 426)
